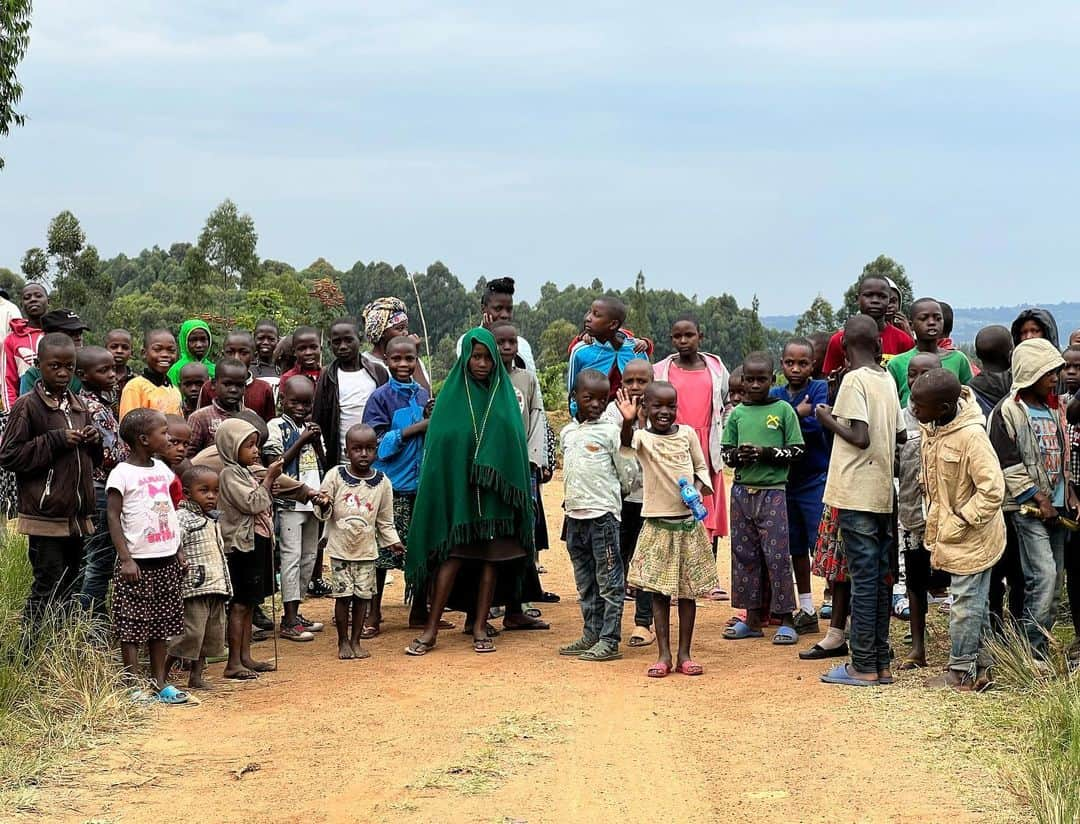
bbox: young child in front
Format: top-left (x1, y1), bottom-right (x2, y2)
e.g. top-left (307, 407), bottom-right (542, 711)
top-left (770, 337), bottom-right (830, 634)
top-left (179, 362), bottom-right (210, 419)
top-left (912, 369), bottom-right (1006, 691)
top-left (265, 375), bottom-right (327, 641)
top-left (187, 357), bottom-right (248, 456)
top-left (560, 369), bottom-right (630, 662)
top-left (602, 359), bottom-right (654, 645)
top-left (886, 298), bottom-right (973, 405)
top-left (567, 296), bottom-right (649, 413)
top-left (119, 329), bottom-right (181, 419)
top-left (216, 417), bottom-right (284, 680)
top-left (166, 465), bottom-right (232, 691)
top-left (106, 408), bottom-right (187, 704)
top-left (315, 424), bottom-right (402, 660)
top-left (198, 331), bottom-right (276, 422)
top-left (76, 346), bottom-right (128, 622)
top-left (816, 315), bottom-right (906, 687)
top-left (618, 381), bottom-right (719, 677)
top-left (721, 351), bottom-right (804, 644)
top-left (0, 333), bottom-right (101, 627)
top-left (988, 338), bottom-right (1071, 660)
top-left (362, 336), bottom-right (433, 632)
top-left (896, 352), bottom-right (945, 670)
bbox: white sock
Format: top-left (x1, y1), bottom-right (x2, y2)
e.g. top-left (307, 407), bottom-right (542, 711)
top-left (798, 593), bottom-right (815, 614)
top-left (820, 627), bottom-right (846, 649)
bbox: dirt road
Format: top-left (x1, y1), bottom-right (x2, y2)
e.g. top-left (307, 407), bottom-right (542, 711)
top-left (50, 478), bottom-right (986, 824)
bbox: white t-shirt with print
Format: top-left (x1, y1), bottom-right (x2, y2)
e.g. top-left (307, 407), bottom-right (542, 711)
top-left (106, 458), bottom-right (181, 559)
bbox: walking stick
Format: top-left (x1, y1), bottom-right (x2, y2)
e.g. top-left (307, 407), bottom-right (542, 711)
top-left (408, 271), bottom-right (434, 380)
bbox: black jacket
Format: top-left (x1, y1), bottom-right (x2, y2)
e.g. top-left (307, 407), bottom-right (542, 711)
top-left (0, 384), bottom-right (102, 536)
top-left (311, 354), bottom-right (388, 467)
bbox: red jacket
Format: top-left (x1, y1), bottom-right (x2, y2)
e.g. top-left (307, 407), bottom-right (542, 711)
top-left (2, 319), bottom-right (44, 411)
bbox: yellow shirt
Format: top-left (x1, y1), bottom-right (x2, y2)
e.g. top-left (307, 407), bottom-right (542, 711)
top-left (119, 375), bottom-right (182, 420)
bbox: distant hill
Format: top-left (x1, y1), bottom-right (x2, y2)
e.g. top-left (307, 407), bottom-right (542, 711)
top-left (764, 301), bottom-right (1080, 345)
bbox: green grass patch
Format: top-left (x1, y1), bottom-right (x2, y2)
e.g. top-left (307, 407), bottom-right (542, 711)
top-left (408, 712), bottom-right (564, 797)
top-left (0, 529), bottom-right (145, 815)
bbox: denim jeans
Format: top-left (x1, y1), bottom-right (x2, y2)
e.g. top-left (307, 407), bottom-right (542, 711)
top-left (78, 484), bottom-right (116, 621)
top-left (565, 512), bottom-right (625, 645)
top-left (838, 509), bottom-right (893, 674)
top-left (989, 514), bottom-right (1025, 630)
top-left (948, 568), bottom-right (992, 676)
top-left (619, 500), bottom-right (652, 628)
top-left (1011, 511), bottom-right (1067, 655)
top-left (277, 508), bottom-right (321, 604)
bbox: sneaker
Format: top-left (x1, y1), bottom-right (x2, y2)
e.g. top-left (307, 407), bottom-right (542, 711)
top-left (308, 578), bottom-right (333, 598)
top-left (297, 614), bottom-right (324, 633)
top-left (578, 641), bottom-right (623, 662)
top-left (280, 623), bottom-right (315, 642)
top-left (252, 605), bottom-right (274, 631)
top-left (792, 609), bottom-right (820, 634)
top-left (559, 636), bottom-right (599, 656)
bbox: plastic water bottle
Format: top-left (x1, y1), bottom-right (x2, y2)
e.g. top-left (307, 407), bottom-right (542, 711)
top-left (679, 478), bottom-right (708, 521)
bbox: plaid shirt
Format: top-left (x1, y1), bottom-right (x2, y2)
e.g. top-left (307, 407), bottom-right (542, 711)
top-left (177, 500), bottom-right (232, 599)
top-left (1064, 393), bottom-right (1080, 487)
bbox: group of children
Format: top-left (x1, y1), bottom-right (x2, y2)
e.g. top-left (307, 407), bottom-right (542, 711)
top-left (1, 274), bottom-right (1077, 700)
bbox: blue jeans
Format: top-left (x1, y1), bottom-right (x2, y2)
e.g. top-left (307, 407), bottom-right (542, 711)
top-left (78, 484), bottom-right (116, 621)
top-left (1011, 511), bottom-right (1066, 655)
top-left (838, 509), bottom-right (893, 674)
top-left (948, 568), bottom-right (992, 676)
top-left (565, 513), bottom-right (625, 645)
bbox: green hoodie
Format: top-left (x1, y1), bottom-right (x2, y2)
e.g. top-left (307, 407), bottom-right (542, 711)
top-left (168, 318), bottom-right (215, 385)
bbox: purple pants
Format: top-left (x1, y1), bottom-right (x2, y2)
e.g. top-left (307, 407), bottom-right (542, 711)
top-left (729, 485), bottom-right (797, 614)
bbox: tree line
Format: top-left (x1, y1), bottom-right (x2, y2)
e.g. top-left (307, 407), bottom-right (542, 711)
top-left (2, 199), bottom-right (911, 402)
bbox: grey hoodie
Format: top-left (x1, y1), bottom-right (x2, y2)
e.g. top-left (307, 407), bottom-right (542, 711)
top-left (1010, 308), bottom-right (1060, 350)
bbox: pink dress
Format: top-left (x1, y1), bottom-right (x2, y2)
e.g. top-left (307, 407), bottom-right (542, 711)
top-left (668, 363), bottom-right (728, 539)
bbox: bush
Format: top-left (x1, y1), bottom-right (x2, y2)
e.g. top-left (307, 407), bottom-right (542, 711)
top-left (0, 531), bottom-right (142, 813)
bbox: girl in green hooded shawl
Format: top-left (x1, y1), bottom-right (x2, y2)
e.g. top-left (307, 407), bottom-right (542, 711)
top-left (404, 328), bottom-right (534, 655)
top-left (168, 319), bottom-right (215, 385)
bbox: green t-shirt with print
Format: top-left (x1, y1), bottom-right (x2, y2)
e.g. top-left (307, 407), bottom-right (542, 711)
top-left (887, 347), bottom-right (973, 406)
top-left (721, 399), bottom-right (804, 488)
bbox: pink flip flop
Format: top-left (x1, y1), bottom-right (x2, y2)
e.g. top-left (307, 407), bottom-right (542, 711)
top-left (647, 661), bottom-right (673, 678)
top-left (676, 660), bottom-right (704, 676)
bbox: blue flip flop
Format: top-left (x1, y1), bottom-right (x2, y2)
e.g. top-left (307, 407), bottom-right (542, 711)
top-left (155, 684), bottom-right (190, 705)
top-left (722, 620), bottom-right (764, 640)
top-left (820, 663), bottom-right (879, 687)
top-left (772, 625), bottom-right (799, 645)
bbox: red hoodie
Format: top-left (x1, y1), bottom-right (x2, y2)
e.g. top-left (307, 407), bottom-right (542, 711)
top-left (3, 319), bottom-right (44, 411)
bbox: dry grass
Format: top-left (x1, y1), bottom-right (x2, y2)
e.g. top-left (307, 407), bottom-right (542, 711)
top-left (0, 530), bottom-right (146, 815)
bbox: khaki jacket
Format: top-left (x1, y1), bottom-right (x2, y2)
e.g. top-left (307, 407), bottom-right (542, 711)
top-left (921, 388), bottom-right (1006, 575)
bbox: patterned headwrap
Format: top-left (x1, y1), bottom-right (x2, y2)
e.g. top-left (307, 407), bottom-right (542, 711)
top-left (362, 296), bottom-right (409, 344)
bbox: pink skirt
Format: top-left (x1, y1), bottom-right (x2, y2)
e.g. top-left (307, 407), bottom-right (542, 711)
top-left (704, 470), bottom-right (728, 539)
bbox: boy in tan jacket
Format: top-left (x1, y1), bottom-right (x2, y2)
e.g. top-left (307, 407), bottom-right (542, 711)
top-left (911, 369), bottom-right (1006, 691)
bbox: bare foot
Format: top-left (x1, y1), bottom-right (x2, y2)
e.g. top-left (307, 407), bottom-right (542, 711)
top-left (188, 675), bottom-right (213, 690)
top-left (222, 667), bottom-right (258, 680)
top-left (242, 659), bottom-right (276, 672)
top-left (351, 641), bottom-right (371, 659)
top-left (338, 641), bottom-right (355, 660)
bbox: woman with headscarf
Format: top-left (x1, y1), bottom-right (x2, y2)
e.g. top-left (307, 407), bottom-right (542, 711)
top-left (361, 297), bottom-right (431, 390)
top-left (403, 328), bottom-right (536, 655)
top-left (168, 318), bottom-right (216, 386)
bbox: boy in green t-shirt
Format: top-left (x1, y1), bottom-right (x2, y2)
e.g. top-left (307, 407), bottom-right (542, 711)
top-left (720, 351), bottom-right (805, 644)
top-left (887, 298), bottom-right (973, 405)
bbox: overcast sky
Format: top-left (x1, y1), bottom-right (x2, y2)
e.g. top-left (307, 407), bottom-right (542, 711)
top-left (1, 2), bottom-right (1078, 314)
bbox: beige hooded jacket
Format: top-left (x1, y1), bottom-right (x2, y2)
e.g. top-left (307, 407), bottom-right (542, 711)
top-left (921, 387), bottom-right (1006, 575)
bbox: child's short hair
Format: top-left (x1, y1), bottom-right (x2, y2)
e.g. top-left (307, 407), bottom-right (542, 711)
top-left (386, 335), bottom-right (418, 354)
top-left (912, 367), bottom-right (962, 404)
top-left (214, 356), bottom-right (247, 377)
top-left (106, 328), bottom-right (132, 342)
top-left (346, 422), bottom-right (377, 442)
top-left (482, 277), bottom-right (516, 305)
top-left (645, 380), bottom-right (676, 402)
top-left (37, 332), bottom-right (75, 360)
top-left (329, 317), bottom-right (359, 333)
top-left (742, 350), bottom-right (774, 373)
top-left (119, 407), bottom-right (165, 447)
top-left (225, 329), bottom-right (255, 346)
top-left (76, 345), bottom-right (111, 371)
top-left (782, 337), bottom-right (814, 357)
top-left (292, 325), bottom-right (319, 341)
top-left (144, 327), bottom-right (173, 342)
top-left (574, 368), bottom-right (609, 392)
top-left (909, 297), bottom-right (940, 316)
top-left (858, 274), bottom-right (890, 293)
top-left (596, 295), bottom-right (627, 325)
top-left (489, 320), bottom-right (517, 335)
top-left (181, 463), bottom-right (218, 490)
top-left (674, 312), bottom-right (700, 331)
top-left (254, 318), bottom-right (278, 332)
top-left (974, 325), bottom-right (1012, 365)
